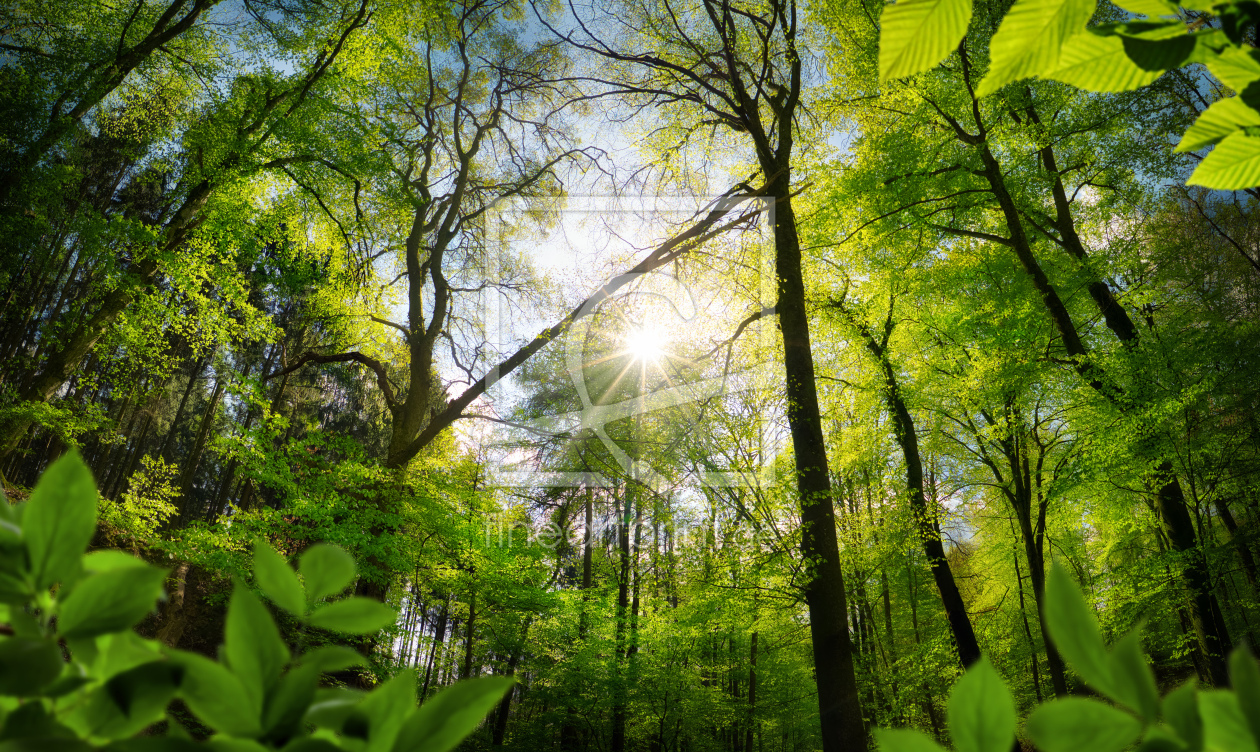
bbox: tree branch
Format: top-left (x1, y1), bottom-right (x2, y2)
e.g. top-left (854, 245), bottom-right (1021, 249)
top-left (266, 351), bottom-right (398, 408)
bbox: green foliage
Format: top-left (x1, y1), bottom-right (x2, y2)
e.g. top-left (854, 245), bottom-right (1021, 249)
top-left (879, 0), bottom-right (973, 80)
top-left (876, 0), bottom-right (1260, 188)
top-left (99, 456), bottom-right (180, 543)
top-left (0, 452), bottom-right (513, 750)
top-left (876, 564), bottom-right (1260, 752)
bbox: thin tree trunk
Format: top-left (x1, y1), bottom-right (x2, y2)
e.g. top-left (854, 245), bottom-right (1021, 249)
top-left (461, 588), bottom-right (477, 680)
top-left (175, 376), bottom-right (224, 525)
top-left (1012, 546), bottom-right (1044, 702)
top-left (420, 597), bottom-right (449, 701)
top-left (745, 631), bottom-right (757, 752)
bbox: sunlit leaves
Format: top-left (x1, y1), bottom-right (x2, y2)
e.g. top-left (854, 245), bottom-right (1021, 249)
top-left (879, 0), bottom-right (973, 81)
top-left (1044, 30), bottom-right (1162, 92)
top-left (1187, 130), bottom-right (1260, 189)
top-left (975, 0), bottom-right (1095, 96)
top-left (1177, 98), bottom-right (1260, 152)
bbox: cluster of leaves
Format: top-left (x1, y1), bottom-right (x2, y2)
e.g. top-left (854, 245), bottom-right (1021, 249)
top-left (879, 0), bottom-right (1260, 189)
top-left (98, 456), bottom-right (180, 544)
top-left (876, 565), bottom-right (1260, 752)
top-left (0, 452), bottom-right (512, 752)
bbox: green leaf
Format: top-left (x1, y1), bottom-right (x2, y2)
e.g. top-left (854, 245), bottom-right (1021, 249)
top-left (57, 566), bottom-right (168, 640)
top-left (390, 676), bottom-right (515, 752)
top-left (946, 656), bottom-right (1015, 752)
top-left (224, 582), bottom-right (290, 712)
top-left (1187, 129), bottom-right (1260, 189)
top-left (358, 670), bottom-right (416, 752)
top-left (24, 450), bottom-right (97, 589)
top-left (1108, 630), bottom-right (1158, 722)
top-left (975, 0), bottom-right (1095, 96)
top-left (300, 645), bottom-right (366, 673)
top-left (170, 650), bottom-right (262, 738)
top-left (1045, 28), bottom-right (1162, 91)
top-left (82, 551), bottom-right (150, 574)
top-left (298, 545), bottom-right (355, 602)
top-left (1110, 0), bottom-right (1177, 15)
top-left (1205, 48), bottom-right (1260, 92)
top-left (308, 597), bottom-right (396, 635)
top-left (1163, 681), bottom-right (1202, 752)
top-left (1198, 691), bottom-right (1260, 752)
top-left (1044, 565), bottom-right (1114, 695)
top-left (0, 572), bottom-right (32, 606)
top-left (253, 541), bottom-right (305, 616)
top-left (1230, 647), bottom-right (1260, 748)
top-left (262, 663), bottom-right (319, 743)
top-left (874, 728), bottom-right (949, 752)
top-left (66, 661), bottom-right (183, 740)
top-left (879, 0), bottom-right (974, 81)
top-left (1177, 97), bottom-right (1260, 152)
top-left (1119, 31), bottom-right (1196, 70)
top-left (0, 638), bottom-right (63, 696)
top-left (1027, 697), bottom-right (1143, 752)
top-left (40, 675), bottom-right (92, 699)
top-left (303, 688), bottom-right (365, 731)
top-left (0, 700), bottom-right (78, 741)
top-left (1136, 727), bottom-right (1192, 752)
top-left (104, 661), bottom-right (183, 717)
top-left (1186, 29), bottom-right (1231, 65)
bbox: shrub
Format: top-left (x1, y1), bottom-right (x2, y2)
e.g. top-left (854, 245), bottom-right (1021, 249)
top-left (876, 565), bottom-right (1260, 752)
top-left (0, 451), bottom-right (511, 752)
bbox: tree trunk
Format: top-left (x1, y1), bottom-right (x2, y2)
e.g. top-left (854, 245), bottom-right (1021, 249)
top-left (772, 189), bottom-right (865, 750)
top-left (175, 376), bottom-right (224, 525)
top-left (1012, 547), bottom-right (1044, 702)
top-left (461, 588), bottom-right (477, 680)
top-left (420, 597), bottom-right (449, 701)
top-left (746, 631), bottom-right (758, 752)
top-left (612, 484), bottom-right (631, 752)
top-left (855, 326), bottom-right (980, 669)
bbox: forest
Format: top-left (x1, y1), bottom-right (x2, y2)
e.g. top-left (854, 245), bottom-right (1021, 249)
top-left (1, 0), bottom-right (1259, 750)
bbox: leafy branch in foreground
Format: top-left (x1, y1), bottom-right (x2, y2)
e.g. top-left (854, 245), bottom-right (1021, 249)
top-left (878, 0), bottom-right (1260, 190)
top-left (0, 451), bottom-right (511, 752)
top-left (875, 564), bottom-right (1260, 752)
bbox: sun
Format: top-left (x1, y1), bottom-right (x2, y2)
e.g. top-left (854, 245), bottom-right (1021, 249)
top-left (624, 325), bottom-right (668, 363)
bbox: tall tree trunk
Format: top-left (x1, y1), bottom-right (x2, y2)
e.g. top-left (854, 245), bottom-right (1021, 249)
top-left (491, 637), bottom-right (525, 746)
top-left (562, 487), bottom-right (595, 752)
top-left (612, 484), bottom-right (631, 752)
top-left (977, 124), bottom-right (1232, 685)
top-left (772, 187), bottom-right (865, 751)
top-left (841, 313), bottom-right (981, 669)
